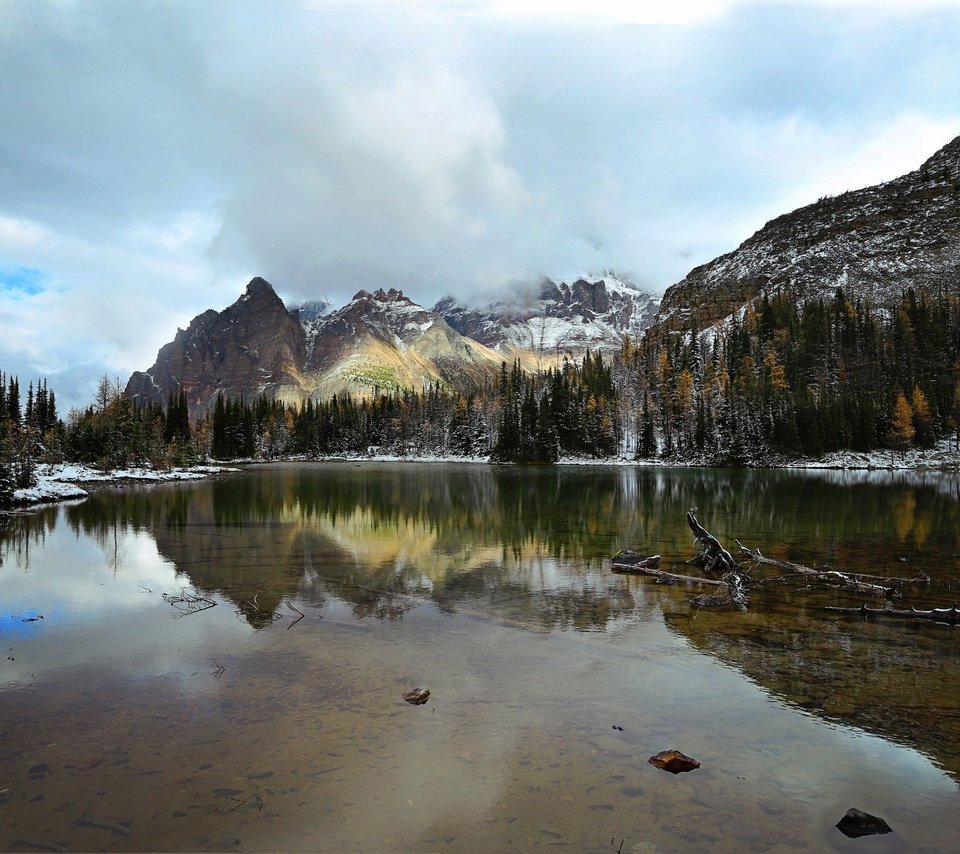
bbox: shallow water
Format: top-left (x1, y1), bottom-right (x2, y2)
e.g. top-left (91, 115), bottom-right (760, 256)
top-left (2, 463), bottom-right (960, 852)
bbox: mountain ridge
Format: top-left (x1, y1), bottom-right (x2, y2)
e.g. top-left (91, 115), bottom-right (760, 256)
top-left (126, 280), bottom-right (508, 417)
top-left (656, 133), bottom-right (960, 331)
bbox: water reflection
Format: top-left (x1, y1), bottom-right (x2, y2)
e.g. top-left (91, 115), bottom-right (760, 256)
top-left (3, 464), bottom-right (960, 772)
top-left (4, 464), bottom-right (960, 631)
top-left (3, 464), bottom-right (960, 851)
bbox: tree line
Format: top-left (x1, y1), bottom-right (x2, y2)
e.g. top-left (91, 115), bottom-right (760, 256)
top-left (3, 284), bottom-right (959, 505)
top-left (617, 286), bottom-right (960, 463)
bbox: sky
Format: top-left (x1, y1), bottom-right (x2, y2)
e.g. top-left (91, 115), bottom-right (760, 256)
top-left (2, 0), bottom-right (960, 412)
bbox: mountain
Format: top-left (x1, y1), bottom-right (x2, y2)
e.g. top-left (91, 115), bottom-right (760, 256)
top-left (126, 276), bottom-right (307, 416)
top-left (435, 273), bottom-right (659, 358)
top-left (297, 286), bottom-right (504, 399)
top-left (657, 135), bottom-right (960, 331)
top-left (126, 279), bottom-right (504, 417)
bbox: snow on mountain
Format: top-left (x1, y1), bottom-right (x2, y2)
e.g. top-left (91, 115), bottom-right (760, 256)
top-left (435, 273), bottom-right (660, 356)
top-left (657, 134), bottom-right (960, 331)
top-left (292, 297), bottom-right (333, 325)
top-left (128, 281), bottom-right (504, 417)
top-left (300, 287), bottom-right (503, 398)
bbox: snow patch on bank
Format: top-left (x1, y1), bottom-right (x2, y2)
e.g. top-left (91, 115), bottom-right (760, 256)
top-left (13, 463), bottom-right (237, 506)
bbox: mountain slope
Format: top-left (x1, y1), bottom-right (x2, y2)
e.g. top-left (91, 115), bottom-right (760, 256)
top-left (657, 135), bottom-right (960, 330)
top-left (126, 276), bottom-right (307, 415)
top-left (299, 287), bottom-right (504, 399)
top-left (126, 281), bottom-right (505, 417)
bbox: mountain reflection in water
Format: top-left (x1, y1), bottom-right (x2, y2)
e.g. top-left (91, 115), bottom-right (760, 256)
top-left (2, 462), bottom-right (960, 851)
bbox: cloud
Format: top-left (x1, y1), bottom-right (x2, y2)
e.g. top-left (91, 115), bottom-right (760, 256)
top-left (1, 0), bottom-right (960, 410)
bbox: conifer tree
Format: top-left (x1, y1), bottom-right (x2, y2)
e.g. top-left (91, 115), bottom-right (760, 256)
top-left (910, 385), bottom-right (935, 448)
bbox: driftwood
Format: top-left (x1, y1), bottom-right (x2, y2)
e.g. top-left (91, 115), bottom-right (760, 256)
top-left (825, 603), bottom-right (960, 625)
top-left (736, 541), bottom-right (923, 597)
top-left (614, 511), bottom-right (930, 619)
top-left (686, 511), bottom-right (737, 573)
top-left (613, 514), bottom-right (748, 608)
top-left (685, 512), bottom-right (748, 607)
top-left (612, 550), bottom-right (729, 587)
top-left (610, 550), bottom-right (661, 571)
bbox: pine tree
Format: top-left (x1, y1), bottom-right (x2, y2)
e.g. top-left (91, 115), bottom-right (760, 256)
top-left (910, 385), bottom-right (935, 448)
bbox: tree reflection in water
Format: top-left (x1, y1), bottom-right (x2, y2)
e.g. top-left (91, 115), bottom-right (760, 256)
top-left (3, 462), bottom-right (960, 780)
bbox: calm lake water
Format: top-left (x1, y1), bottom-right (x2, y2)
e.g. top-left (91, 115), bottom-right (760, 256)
top-left (2, 462), bottom-right (960, 852)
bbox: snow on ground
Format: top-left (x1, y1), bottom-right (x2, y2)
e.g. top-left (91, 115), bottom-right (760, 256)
top-left (13, 463), bottom-right (238, 507)
top-left (784, 438), bottom-right (960, 471)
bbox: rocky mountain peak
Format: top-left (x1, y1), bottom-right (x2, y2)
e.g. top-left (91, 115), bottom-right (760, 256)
top-left (351, 287), bottom-right (414, 305)
top-left (126, 276), bottom-right (306, 416)
top-left (436, 273), bottom-right (659, 355)
top-left (243, 276), bottom-right (279, 300)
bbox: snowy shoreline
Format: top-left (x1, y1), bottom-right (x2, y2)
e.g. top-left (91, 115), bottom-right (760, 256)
top-left (11, 463), bottom-right (241, 507)
top-left (10, 441), bottom-right (959, 508)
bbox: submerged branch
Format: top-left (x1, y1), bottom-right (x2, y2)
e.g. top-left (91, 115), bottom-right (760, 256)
top-left (734, 541), bottom-right (921, 597)
top-left (162, 587), bottom-right (217, 617)
top-left (612, 550), bottom-right (729, 587)
top-left (826, 603), bottom-right (960, 625)
top-left (285, 600), bottom-right (305, 629)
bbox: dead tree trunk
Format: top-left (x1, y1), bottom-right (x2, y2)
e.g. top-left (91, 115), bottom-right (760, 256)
top-left (735, 541), bottom-right (924, 598)
top-left (686, 511), bottom-right (737, 573)
top-left (612, 550), bottom-right (729, 587)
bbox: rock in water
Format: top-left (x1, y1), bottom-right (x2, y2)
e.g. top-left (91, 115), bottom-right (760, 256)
top-left (402, 687), bottom-right (431, 706)
top-left (647, 750), bottom-right (700, 773)
top-left (835, 808), bottom-right (893, 838)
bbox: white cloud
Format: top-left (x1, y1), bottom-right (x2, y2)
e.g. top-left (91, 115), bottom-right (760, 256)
top-left (1, 0), bottom-right (960, 409)
top-left (0, 214), bottom-right (52, 250)
top-left (481, 0), bottom-right (735, 24)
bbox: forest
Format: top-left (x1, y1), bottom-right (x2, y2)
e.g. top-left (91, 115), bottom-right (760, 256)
top-left (2, 286), bottom-right (959, 505)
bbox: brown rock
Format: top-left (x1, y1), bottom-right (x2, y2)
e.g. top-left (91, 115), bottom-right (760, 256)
top-left (126, 277), bottom-right (307, 419)
top-left (402, 687), bottom-right (431, 706)
top-left (648, 749), bottom-right (700, 773)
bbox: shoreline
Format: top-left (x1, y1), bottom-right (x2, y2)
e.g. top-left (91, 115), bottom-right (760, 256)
top-left (10, 463), bottom-right (242, 508)
top-left (10, 441), bottom-right (959, 508)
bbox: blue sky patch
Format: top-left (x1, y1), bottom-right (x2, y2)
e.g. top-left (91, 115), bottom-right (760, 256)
top-left (0, 264), bottom-right (47, 296)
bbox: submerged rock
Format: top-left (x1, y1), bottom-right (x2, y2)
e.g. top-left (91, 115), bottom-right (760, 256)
top-left (648, 750), bottom-right (700, 773)
top-left (835, 808), bottom-right (893, 838)
top-left (402, 687), bottom-right (431, 705)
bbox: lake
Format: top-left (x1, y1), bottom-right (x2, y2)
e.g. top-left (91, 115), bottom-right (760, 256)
top-left (2, 462), bottom-right (960, 852)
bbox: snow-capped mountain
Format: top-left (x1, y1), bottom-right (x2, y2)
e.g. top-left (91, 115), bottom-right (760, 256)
top-left (435, 273), bottom-right (660, 357)
top-left (126, 280), bottom-right (504, 416)
top-left (657, 134), bottom-right (960, 331)
top-left (299, 287), bottom-right (503, 399)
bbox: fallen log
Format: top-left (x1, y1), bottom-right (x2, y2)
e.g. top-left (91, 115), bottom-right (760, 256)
top-left (686, 511), bottom-right (737, 573)
top-left (610, 550), bottom-right (662, 571)
top-left (825, 603), bottom-right (960, 625)
top-left (734, 541), bottom-right (920, 597)
top-left (612, 549), bottom-right (748, 609)
top-left (611, 550), bottom-right (730, 587)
